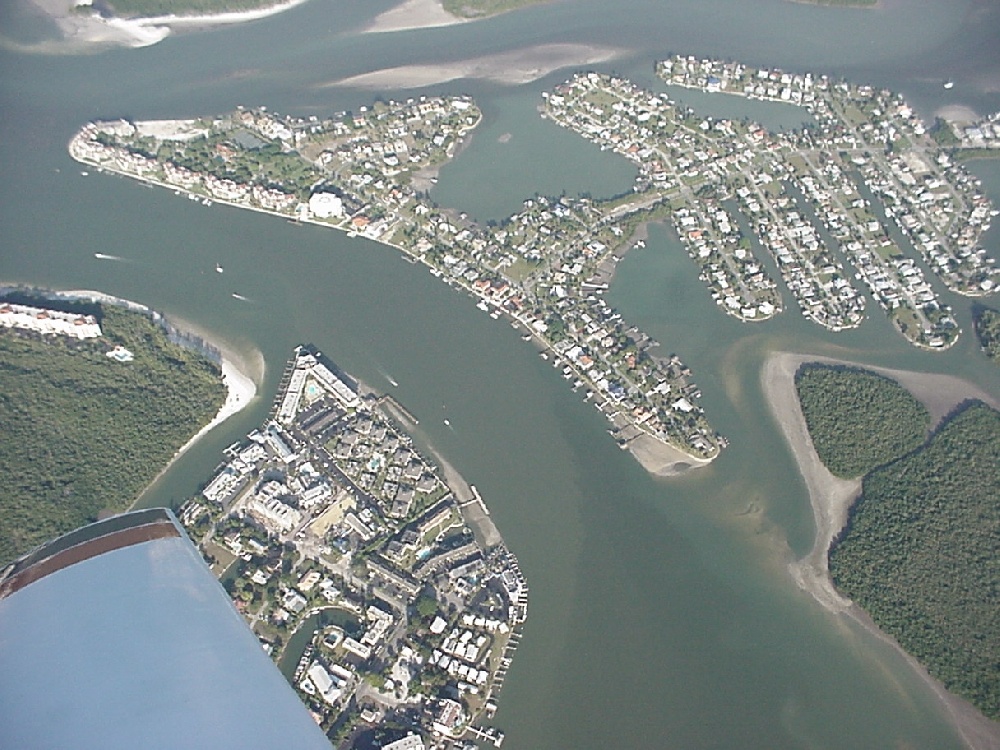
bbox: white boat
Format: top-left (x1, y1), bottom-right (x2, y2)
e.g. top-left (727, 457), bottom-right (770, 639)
top-left (943, 80), bottom-right (954, 89)
top-left (215, 264), bottom-right (224, 274)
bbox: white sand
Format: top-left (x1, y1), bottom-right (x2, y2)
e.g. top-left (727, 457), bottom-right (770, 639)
top-left (131, 343), bottom-right (260, 507)
top-left (329, 43), bottom-right (624, 88)
top-left (936, 105), bottom-right (980, 125)
top-left (764, 350), bottom-right (1000, 750)
top-left (173, 357), bottom-right (256, 458)
top-left (23, 0), bottom-right (309, 50)
top-left (626, 432), bottom-right (714, 477)
top-left (362, 0), bottom-right (469, 34)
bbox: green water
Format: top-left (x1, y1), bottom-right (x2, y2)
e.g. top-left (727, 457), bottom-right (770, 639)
top-left (278, 607), bottom-right (361, 680)
top-left (2, 0), bottom-right (999, 746)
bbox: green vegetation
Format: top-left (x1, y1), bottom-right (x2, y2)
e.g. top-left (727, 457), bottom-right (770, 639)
top-left (973, 306), bottom-right (1000, 362)
top-left (106, 0), bottom-right (282, 18)
top-left (795, 364), bottom-right (930, 477)
top-left (829, 402), bottom-right (1000, 718)
top-left (953, 148), bottom-right (1000, 162)
top-left (442, 0), bottom-right (546, 19)
top-left (929, 117), bottom-right (960, 147)
top-left (0, 304), bottom-right (226, 566)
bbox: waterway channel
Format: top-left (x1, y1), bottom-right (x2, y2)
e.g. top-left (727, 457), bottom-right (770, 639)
top-left (1, 0), bottom-right (999, 747)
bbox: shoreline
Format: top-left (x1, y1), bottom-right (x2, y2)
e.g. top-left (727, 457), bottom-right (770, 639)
top-left (25, 0), bottom-right (310, 50)
top-left (763, 350), bottom-right (1000, 750)
top-left (378, 398), bottom-right (503, 548)
top-left (69, 126), bottom-right (718, 475)
top-left (0, 283), bottom-right (262, 507)
top-left (626, 432), bottom-right (714, 477)
top-left (329, 43), bottom-right (623, 88)
top-left (130, 310), bottom-right (263, 508)
top-left (362, 0), bottom-right (468, 34)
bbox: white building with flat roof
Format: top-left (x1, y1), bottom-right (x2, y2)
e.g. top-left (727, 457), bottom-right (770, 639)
top-left (0, 303), bottom-right (102, 339)
top-left (383, 735), bottom-right (425, 750)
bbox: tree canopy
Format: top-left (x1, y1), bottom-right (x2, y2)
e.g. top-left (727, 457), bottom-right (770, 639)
top-left (795, 363), bottom-right (930, 477)
top-left (829, 402), bottom-right (1000, 719)
top-left (973, 305), bottom-right (1000, 363)
top-left (0, 304), bottom-right (226, 566)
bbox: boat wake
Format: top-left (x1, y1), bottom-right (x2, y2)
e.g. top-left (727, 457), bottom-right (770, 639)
top-left (94, 253), bottom-right (126, 261)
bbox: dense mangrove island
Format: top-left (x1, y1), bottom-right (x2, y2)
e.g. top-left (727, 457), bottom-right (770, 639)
top-left (973, 306), bottom-right (1000, 363)
top-left (794, 364), bottom-right (1000, 721)
top-left (0, 294), bottom-right (226, 566)
top-left (794, 364), bottom-right (930, 477)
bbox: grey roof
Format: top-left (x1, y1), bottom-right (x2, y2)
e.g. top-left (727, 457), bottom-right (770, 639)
top-left (0, 509), bottom-right (331, 750)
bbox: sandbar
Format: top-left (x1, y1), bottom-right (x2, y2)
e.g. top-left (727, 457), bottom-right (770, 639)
top-left (764, 350), bottom-right (1000, 750)
top-left (328, 43), bottom-right (624, 88)
top-left (362, 0), bottom-right (469, 34)
top-left (627, 432), bottom-right (713, 477)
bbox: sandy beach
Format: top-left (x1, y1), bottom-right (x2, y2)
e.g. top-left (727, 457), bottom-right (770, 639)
top-left (130, 314), bottom-right (263, 507)
top-left (362, 0), bottom-right (469, 34)
top-left (28, 288), bottom-right (263, 505)
top-left (329, 43), bottom-right (624, 88)
top-left (22, 0), bottom-right (309, 51)
top-left (763, 350), bottom-right (1000, 750)
top-left (626, 432), bottom-right (714, 477)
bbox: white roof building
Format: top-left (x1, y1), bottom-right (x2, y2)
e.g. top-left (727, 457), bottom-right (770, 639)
top-left (308, 192), bottom-right (344, 219)
top-left (383, 734), bottom-right (425, 750)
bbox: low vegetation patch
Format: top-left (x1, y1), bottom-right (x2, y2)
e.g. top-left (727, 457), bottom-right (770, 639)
top-left (442, 0), bottom-right (546, 19)
top-left (0, 303), bottom-right (225, 566)
top-left (973, 305), bottom-right (1000, 363)
top-left (105, 0), bottom-right (281, 18)
top-left (794, 363), bottom-right (929, 477)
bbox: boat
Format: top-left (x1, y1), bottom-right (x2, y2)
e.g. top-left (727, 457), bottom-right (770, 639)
top-left (215, 264), bottom-right (224, 274)
top-left (943, 80), bottom-right (954, 89)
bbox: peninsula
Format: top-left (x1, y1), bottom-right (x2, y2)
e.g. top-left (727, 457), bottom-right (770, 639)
top-left (544, 58), bottom-right (998, 347)
top-left (179, 345), bottom-right (525, 746)
top-left (69, 92), bottom-right (725, 473)
top-left (68, 57), bottom-right (999, 468)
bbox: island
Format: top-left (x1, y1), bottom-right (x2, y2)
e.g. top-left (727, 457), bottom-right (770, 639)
top-left (764, 354), bottom-right (1000, 743)
top-left (178, 345), bottom-right (525, 747)
top-left (791, 364), bottom-right (999, 722)
top-left (0, 290), bottom-right (229, 567)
